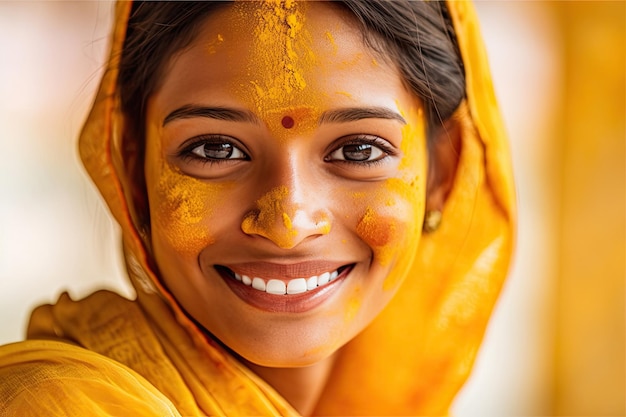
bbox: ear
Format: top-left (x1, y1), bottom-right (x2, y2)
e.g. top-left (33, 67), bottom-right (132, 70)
top-left (426, 117), bottom-right (462, 213)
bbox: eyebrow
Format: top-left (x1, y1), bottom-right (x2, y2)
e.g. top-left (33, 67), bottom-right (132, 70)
top-left (163, 105), bottom-right (260, 126)
top-left (163, 105), bottom-right (406, 126)
top-left (319, 107), bottom-right (406, 125)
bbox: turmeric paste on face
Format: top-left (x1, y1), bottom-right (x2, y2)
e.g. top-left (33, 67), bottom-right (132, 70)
top-left (241, 186), bottom-right (300, 249)
top-left (154, 166), bottom-right (227, 255)
top-left (244, 1), bottom-right (311, 110)
top-left (145, 123), bottom-right (227, 255)
top-left (229, 0), bottom-right (330, 142)
top-left (351, 105), bottom-right (427, 289)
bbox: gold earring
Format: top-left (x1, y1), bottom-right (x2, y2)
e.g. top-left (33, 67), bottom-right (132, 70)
top-left (423, 210), bottom-right (442, 233)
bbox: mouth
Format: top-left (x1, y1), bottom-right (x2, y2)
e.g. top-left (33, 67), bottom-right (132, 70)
top-left (214, 263), bottom-right (354, 313)
top-left (216, 264), bottom-right (351, 295)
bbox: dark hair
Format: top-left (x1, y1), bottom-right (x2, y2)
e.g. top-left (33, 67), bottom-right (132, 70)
top-left (337, 1), bottom-right (465, 130)
top-left (118, 0), bottom-right (465, 141)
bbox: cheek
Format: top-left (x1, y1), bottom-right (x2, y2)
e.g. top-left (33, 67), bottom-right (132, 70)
top-left (355, 109), bottom-right (427, 289)
top-left (354, 179), bottom-right (424, 292)
top-left (356, 207), bottom-right (400, 258)
top-left (355, 178), bottom-right (424, 266)
top-left (148, 163), bottom-right (228, 256)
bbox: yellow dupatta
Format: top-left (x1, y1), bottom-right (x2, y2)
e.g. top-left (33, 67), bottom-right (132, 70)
top-left (0, 1), bottom-right (514, 415)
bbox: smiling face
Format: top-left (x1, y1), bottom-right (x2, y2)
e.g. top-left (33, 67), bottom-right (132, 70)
top-left (144, 1), bottom-right (428, 367)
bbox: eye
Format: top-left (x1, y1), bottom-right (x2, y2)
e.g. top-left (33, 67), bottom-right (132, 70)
top-left (178, 135), bottom-right (249, 163)
top-left (191, 142), bottom-right (247, 160)
top-left (328, 143), bottom-right (384, 162)
top-left (325, 135), bottom-right (394, 164)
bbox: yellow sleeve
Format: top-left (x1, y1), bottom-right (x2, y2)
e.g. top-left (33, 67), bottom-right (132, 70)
top-left (0, 340), bottom-right (182, 417)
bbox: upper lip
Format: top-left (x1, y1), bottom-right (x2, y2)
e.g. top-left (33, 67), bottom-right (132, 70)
top-left (216, 261), bottom-right (350, 280)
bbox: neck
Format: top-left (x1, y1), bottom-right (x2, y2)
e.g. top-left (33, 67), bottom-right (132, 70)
top-left (244, 353), bottom-right (337, 416)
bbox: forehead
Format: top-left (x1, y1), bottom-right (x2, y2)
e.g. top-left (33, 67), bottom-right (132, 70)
top-left (154, 1), bottom-right (406, 120)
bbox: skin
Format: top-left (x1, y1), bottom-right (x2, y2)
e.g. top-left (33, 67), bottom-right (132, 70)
top-left (143, 2), bottom-right (438, 413)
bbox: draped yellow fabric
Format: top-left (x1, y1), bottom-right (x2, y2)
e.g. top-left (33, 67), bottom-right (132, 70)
top-left (0, 1), bottom-right (515, 415)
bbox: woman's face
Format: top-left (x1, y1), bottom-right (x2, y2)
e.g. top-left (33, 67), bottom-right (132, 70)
top-left (144, 1), bottom-right (427, 367)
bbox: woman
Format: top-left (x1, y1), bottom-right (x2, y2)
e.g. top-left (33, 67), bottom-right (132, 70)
top-left (0, 1), bottom-right (515, 415)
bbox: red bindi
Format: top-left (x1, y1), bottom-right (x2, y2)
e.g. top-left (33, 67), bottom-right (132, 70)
top-left (281, 115), bottom-right (295, 129)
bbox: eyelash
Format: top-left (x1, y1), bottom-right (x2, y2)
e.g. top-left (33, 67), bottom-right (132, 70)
top-left (325, 135), bottom-right (397, 166)
top-left (177, 135), bottom-right (249, 165)
top-left (175, 134), bottom-right (396, 167)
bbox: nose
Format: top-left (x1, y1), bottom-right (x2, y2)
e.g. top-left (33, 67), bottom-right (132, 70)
top-left (241, 181), bottom-right (332, 249)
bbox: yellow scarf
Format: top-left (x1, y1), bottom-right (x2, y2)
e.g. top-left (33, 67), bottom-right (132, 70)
top-left (0, 1), bottom-right (515, 415)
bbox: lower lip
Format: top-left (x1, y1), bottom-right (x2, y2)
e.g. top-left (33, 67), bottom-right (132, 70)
top-left (218, 267), bottom-right (351, 313)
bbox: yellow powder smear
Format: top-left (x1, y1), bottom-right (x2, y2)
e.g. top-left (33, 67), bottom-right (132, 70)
top-left (256, 185), bottom-right (289, 216)
top-left (241, 185), bottom-right (298, 248)
top-left (381, 177), bottom-right (425, 290)
top-left (356, 207), bottom-right (398, 266)
top-left (384, 177), bottom-right (422, 206)
top-left (398, 105), bottom-right (427, 179)
top-left (338, 52), bottom-right (363, 70)
top-left (346, 105), bottom-right (427, 290)
top-left (156, 166), bottom-right (227, 254)
top-left (206, 33), bottom-right (225, 55)
top-left (344, 288), bottom-right (362, 323)
top-left (249, 1), bottom-right (312, 105)
top-left (160, 178), bottom-right (204, 225)
top-left (334, 91), bottom-right (353, 99)
top-left (325, 31), bottom-right (338, 55)
top-left (351, 174), bottom-right (424, 289)
top-left (317, 215), bottom-right (332, 235)
top-left (282, 212), bottom-right (293, 230)
top-left (229, 1), bottom-right (326, 144)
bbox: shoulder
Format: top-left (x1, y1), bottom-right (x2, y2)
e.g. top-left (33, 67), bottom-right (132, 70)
top-left (0, 339), bottom-right (181, 416)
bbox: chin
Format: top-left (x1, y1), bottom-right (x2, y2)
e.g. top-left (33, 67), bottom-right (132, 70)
top-left (218, 323), bottom-right (347, 369)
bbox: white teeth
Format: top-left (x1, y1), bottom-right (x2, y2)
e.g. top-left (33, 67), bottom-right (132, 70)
top-left (287, 278), bottom-right (307, 294)
top-left (252, 277), bottom-right (266, 291)
top-left (317, 271), bottom-right (330, 286)
top-left (233, 268), bottom-right (346, 295)
top-left (266, 279), bottom-right (287, 295)
top-left (306, 276), bottom-right (318, 290)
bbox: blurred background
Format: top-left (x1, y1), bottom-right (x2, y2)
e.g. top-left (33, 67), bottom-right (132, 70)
top-left (0, 1), bottom-right (623, 415)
